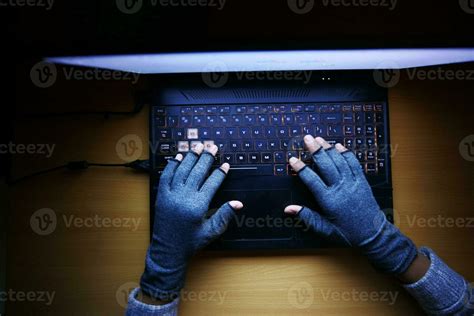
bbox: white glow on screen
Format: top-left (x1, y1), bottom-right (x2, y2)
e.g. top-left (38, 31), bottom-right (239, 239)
top-left (47, 48), bottom-right (474, 74)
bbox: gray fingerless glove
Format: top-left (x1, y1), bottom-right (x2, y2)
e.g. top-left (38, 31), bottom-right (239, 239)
top-left (295, 147), bottom-right (417, 275)
top-left (140, 151), bottom-right (237, 301)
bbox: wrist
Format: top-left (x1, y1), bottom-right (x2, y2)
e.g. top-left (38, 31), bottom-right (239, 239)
top-left (135, 289), bottom-right (176, 306)
top-left (397, 251), bottom-right (431, 284)
top-left (361, 219), bottom-right (418, 275)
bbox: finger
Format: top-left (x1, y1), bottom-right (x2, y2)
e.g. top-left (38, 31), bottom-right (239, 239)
top-left (197, 201), bottom-right (243, 249)
top-left (285, 206), bottom-right (351, 245)
top-left (171, 143), bottom-right (203, 188)
top-left (341, 150), bottom-right (365, 179)
top-left (326, 144), bottom-right (352, 181)
top-left (288, 156), bottom-right (306, 172)
top-left (311, 137), bottom-right (341, 186)
top-left (295, 162), bottom-right (327, 196)
top-left (158, 154), bottom-right (183, 189)
top-left (303, 135), bottom-right (322, 154)
top-left (186, 145), bottom-right (218, 189)
top-left (199, 163), bottom-right (229, 196)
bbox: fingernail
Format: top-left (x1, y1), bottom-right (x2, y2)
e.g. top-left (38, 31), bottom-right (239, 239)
top-left (229, 201), bottom-right (243, 210)
top-left (195, 143), bottom-right (204, 150)
top-left (175, 154), bottom-right (183, 161)
top-left (304, 135), bottom-right (313, 142)
top-left (284, 205), bottom-right (303, 215)
top-left (207, 144), bottom-right (218, 156)
top-left (289, 157), bottom-right (298, 164)
top-left (335, 143), bottom-right (347, 152)
top-left (220, 163), bottom-right (230, 174)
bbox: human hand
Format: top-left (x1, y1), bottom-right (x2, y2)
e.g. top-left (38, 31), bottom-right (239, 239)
top-left (285, 135), bottom-right (417, 275)
top-left (140, 143), bottom-right (243, 301)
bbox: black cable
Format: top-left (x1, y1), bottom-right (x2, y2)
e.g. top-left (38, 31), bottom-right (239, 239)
top-left (7, 159), bottom-right (150, 186)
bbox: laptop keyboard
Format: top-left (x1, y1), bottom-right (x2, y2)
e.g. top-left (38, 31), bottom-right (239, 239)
top-left (153, 103), bottom-right (387, 176)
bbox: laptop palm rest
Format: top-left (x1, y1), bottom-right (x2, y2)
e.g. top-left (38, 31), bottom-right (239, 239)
top-left (209, 189), bottom-right (295, 240)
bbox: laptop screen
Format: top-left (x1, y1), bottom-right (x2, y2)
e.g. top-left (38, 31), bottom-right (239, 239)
top-left (47, 48), bottom-right (474, 74)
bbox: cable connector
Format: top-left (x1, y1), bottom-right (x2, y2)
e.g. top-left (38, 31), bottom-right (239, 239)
top-left (125, 159), bottom-right (151, 172)
top-left (66, 160), bottom-right (90, 170)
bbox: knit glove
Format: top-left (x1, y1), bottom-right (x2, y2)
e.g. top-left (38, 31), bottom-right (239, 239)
top-left (286, 136), bottom-right (417, 275)
top-left (140, 144), bottom-right (242, 300)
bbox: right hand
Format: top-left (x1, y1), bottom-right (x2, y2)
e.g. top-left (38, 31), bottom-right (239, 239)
top-left (285, 135), bottom-right (386, 247)
top-left (285, 135), bottom-right (418, 275)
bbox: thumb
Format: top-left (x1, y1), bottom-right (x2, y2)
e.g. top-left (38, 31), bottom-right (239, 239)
top-left (285, 205), bottom-right (351, 246)
top-left (196, 201), bottom-right (243, 249)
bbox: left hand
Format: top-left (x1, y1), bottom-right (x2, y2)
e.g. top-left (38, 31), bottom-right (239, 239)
top-left (140, 143), bottom-right (243, 301)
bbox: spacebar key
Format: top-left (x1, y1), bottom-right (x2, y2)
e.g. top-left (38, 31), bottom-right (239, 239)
top-left (228, 165), bottom-right (274, 177)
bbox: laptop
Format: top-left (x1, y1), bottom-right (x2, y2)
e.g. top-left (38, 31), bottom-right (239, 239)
top-left (47, 48), bottom-right (474, 249)
top-left (150, 73), bottom-right (392, 249)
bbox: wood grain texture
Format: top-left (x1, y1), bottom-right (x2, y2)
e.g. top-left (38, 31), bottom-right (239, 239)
top-left (7, 64), bottom-right (474, 315)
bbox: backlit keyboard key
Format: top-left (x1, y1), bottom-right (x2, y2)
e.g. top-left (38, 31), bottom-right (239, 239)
top-left (242, 140), bottom-right (253, 150)
top-left (262, 153), bottom-right (272, 163)
top-left (179, 116), bottom-right (192, 127)
top-left (236, 153), bottom-right (247, 163)
top-left (168, 116), bottom-right (178, 127)
top-left (255, 140), bottom-right (267, 150)
top-left (194, 107), bottom-right (206, 114)
top-left (223, 153), bottom-right (234, 163)
top-left (274, 165), bottom-right (287, 176)
top-left (158, 129), bottom-right (171, 139)
top-left (187, 128), bottom-right (199, 139)
top-left (291, 105), bottom-right (304, 112)
top-left (203, 140), bottom-right (215, 151)
top-left (304, 105), bottom-right (316, 112)
top-left (321, 113), bottom-right (342, 124)
top-left (274, 152), bottom-right (285, 163)
top-left (240, 127), bottom-right (251, 138)
top-left (249, 153), bottom-right (260, 163)
top-left (180, 107), bottom-right (192, 115)
top-left (295, 114), bottom-right (308, 124)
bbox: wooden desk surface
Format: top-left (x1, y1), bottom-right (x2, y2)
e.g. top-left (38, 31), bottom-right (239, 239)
top-left (8, 65), bottom-right (474, 315)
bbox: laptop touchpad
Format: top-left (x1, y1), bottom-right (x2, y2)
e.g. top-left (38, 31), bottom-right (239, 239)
top-left (210, 190), bottom-right (295, 240)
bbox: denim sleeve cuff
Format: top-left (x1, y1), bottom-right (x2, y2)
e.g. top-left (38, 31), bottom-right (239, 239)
top-left (126, 288), bottom-right (179, 316)
top-left (403, 247), bottom-right (472, 315)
